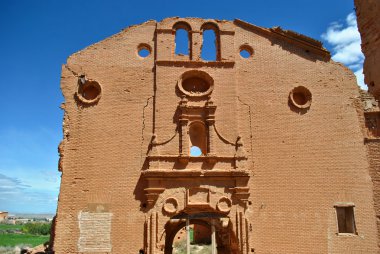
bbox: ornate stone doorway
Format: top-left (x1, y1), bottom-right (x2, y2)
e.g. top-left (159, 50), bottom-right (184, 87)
top-left (164, 212), bottom-right (239, 254)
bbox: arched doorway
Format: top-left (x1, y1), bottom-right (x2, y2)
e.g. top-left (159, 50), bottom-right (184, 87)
top-left (171, 220), bottom-right (212, 254)
top-left (164, 213), bottom-right (239, 254)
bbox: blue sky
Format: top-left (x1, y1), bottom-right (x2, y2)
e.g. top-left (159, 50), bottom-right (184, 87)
top-left (0, 0), bottom-right (364, 214)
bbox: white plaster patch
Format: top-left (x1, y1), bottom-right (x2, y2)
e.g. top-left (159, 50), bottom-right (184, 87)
top-left (78, 211), bottom-right (112, 252)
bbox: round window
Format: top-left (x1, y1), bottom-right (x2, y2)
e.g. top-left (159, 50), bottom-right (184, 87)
top-left (182, 77), bottom-right (210, 94)
top-left (137, 43), bottom-right (152, 58)
top-left (289, 86), bottom-right (312, 109)
top-left (239, 44), bottom-right (254, 59)
top-left (178, 70), bottom-right (214, 97)
top-left (76, 79), bottom-right (102, 104)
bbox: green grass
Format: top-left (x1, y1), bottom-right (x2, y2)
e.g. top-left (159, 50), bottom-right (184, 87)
top-left (0, 233), bottom-right (49, 247)
top-left (0, 224), bottom-right (23, 231)
top-left (173, 239), bottom-right (212, 254)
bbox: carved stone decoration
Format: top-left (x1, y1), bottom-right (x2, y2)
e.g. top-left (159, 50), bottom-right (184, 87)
top-left (216, 197), bottom-right (232, 213)
top-left (144, 188), bottom-right (165, 207)
top-left (230, 187), bottom-right (250, 205)
top-left (187, 187), bottom-right (210, 205)
top-left (163, 197), bottom-right (178, 215)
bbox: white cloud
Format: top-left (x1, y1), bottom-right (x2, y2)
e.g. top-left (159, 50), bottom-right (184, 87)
top-left (354, 68), bottom-right (365, 88)
top-left (332, 41), bottom-right (363, 65)
top-left (0, 173), bottom-right (30, 193)
top-left (346, 12), bottom-right (357, 27)
top-left (322, 12), bottom-right (366, 90)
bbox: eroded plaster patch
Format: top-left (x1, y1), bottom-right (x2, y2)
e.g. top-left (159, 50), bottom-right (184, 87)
top-left (78, 211), bottom-right (112, 252)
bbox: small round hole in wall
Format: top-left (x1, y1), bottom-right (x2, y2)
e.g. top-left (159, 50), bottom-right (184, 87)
top-left (240, 50), bottom-right (251, 58)
top-left (289, 86), bottom-right (312, 109)
top-left (137, 43), bottom-right (151, 58)
top-left (138, 48), bottom-right (150, 57)
top-left (239, 45), bottom-right (254, 58)
top-left (77, 79), bottom-right (102, 104)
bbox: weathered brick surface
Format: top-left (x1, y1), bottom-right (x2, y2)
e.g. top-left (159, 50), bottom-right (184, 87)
top-left (53, 18), bottom-right (379, 253)
top-left (355, 2), bottom-right (380, 247)
top-left (355, 0), bottom-right (380, 98)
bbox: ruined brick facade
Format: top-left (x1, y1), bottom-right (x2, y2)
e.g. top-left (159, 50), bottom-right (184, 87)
top-left (355, 0), bottom-right (380, 98)
top-left (360, 89), bottom-right (380, 250)
top-left (53, 18), bottom-right (379, 253)
top-left (354, 1), bottom-right (380, 249)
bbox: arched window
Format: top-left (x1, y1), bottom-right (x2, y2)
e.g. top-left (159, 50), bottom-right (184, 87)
top-left (173, 22), bottom-right (192, 58)
top-left (201, 23), bottom-right (220, 61)
top-left (189, 122), bottom-right (207, 156)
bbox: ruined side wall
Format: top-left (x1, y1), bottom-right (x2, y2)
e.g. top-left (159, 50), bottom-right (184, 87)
top-left (359, 90), bottom-right (380, 250)
top-left (355, 0), bottom-right (380, 248)
top-left (54, 21), bottom-right (156, 253)
top-left (355, 0), bottom-right (380, 98)
top-left (234, 23), bottom-right (378, 253)
top-left (367, 141), bottom-right (380, 246)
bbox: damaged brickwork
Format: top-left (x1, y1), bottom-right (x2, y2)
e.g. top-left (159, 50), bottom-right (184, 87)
top-left (52, 18), bottom-right (379, 253)
top-left (355, 0), bottom-right (380, 99)
top-left (354, 1), bottom-right (380, 249)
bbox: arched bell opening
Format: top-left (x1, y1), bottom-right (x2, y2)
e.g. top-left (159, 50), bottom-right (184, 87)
top-left (173, 21), bottom-right (192, 59)
top-left (200, 22), bottom-right (221, 61)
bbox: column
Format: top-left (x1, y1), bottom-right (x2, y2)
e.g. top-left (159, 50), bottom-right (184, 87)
top-left (186, 218), bottom-right (190, 254)
top-left (211, 220), bottom-right (217, 254)
top-left (206, 99), bottom-right (216, 156)
top-left (179, 97), bottom-right (189, 157)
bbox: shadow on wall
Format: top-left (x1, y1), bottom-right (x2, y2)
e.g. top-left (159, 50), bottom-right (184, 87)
top-left (268, 32), bottom-right (330, 63)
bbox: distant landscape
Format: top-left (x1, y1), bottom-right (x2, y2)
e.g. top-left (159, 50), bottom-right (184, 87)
top-left (0, 213), bottom-right (53, 253)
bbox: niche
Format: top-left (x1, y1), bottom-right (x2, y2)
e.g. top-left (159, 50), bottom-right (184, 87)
top-left (189, 122), bottom-right (207, 156)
